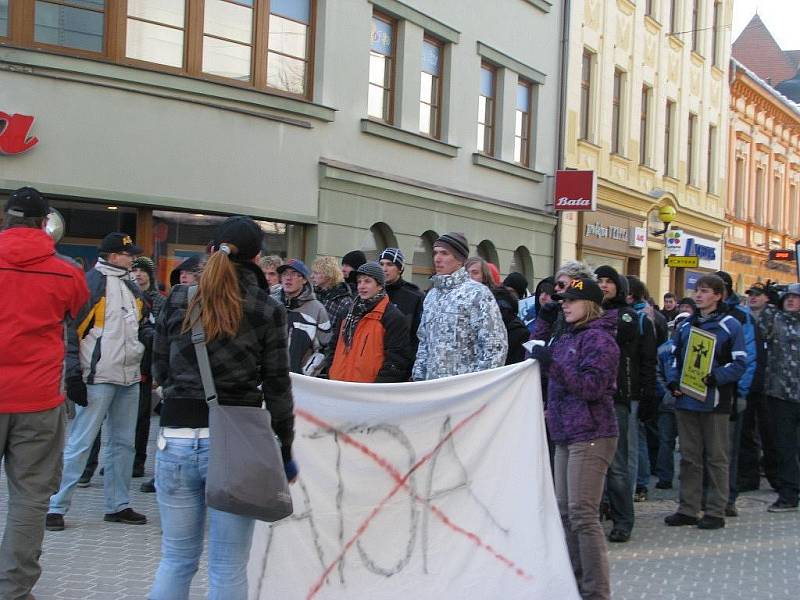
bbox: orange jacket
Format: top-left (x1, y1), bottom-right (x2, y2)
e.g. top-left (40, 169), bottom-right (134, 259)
top-left (329, 295), bottom-right (410, 383)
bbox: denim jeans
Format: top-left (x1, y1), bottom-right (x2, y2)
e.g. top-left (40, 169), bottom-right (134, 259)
top-left (149, 437), bottom-right (255, 600)
top-left (655, 412), bottom-right (678, 485)
top-left (49, 383), bottom-right (139, 515)
top-left (636, 422), bottom-right (651, 488)
top-left (555, 437), bottom-right (618, 600)
top-left (606, 404), bottom-right (634, 534)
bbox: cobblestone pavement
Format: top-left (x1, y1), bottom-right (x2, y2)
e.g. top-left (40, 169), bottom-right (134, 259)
top-left (0, 420), bottom-right (798, 599)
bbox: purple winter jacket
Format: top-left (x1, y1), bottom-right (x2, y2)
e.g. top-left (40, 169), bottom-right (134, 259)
top-left (534, 316), bottom-right (621, 445)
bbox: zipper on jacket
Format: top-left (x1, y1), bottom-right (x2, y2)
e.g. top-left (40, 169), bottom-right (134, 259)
top-left (360, 334), bottom-right (370, 357)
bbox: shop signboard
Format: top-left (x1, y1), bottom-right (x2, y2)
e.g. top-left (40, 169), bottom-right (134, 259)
top-left (667, 256), bottom-right (700, 268)
top-left (665, 229), bottom-right (683, 255)
top-left (0, 112), bottom-right (38, 155)
top-left (554, 170), bottom-right (596, 211)
top-left (629, 227), bottom-right (647, 248)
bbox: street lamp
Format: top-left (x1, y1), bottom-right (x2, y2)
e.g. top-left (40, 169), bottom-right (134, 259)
top-left (652, 205), bottom-right (676, 237)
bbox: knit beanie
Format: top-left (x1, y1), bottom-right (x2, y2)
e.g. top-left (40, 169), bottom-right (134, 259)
top-left (210, 216), bottom-right (263, 262)
top-left (342, 250), bottom-right (367, 270)
top-left (379, 247), bottom-right (405, 269)
top-left (356, 261), bottom-right (385, 286)
top-left (131, 256), bottom-right (157, 290)
top-left (434, 233), bottom-right (469, 262)
top-left (594, 265), bottom-right (628, 298)
top-left (503, 272), bottom-right (528, 299)
top-left (714, 270), bottom-right (734, 295)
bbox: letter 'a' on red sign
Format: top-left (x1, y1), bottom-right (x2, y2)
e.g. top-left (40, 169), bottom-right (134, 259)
top-left (554, 170), bottom-right (597, 211)
top-left (0, 113), bottom-right (39, 155)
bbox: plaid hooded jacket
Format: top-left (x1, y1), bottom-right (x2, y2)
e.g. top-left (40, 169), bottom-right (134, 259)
top-left (152, 264), bottom-right (294, 452)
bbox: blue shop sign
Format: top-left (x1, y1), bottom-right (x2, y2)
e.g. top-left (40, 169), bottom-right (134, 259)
top-left (685, 271), bottom-right (704, 291)
top-left (684, 238), bottom-right (716, 261)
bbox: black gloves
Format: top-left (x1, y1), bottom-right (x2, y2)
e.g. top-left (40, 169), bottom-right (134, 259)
top-left (66, 376), bottom-right (87, 407)
top-left (703, 372), bottom-right (717, 388)
top-left (538, 301), bottom-right (561, 325)
top-left (529, 345), bottom-right (553, 369)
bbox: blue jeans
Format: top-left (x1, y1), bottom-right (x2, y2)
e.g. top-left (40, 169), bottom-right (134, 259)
top-left (49, 383), bottom-right (139, 515)
top-left (149, 437), bottom-right (255, 600)
top-left (655, 412), bottom-right (678, 485)
top-left (606, 404), bottom-right (634, 533)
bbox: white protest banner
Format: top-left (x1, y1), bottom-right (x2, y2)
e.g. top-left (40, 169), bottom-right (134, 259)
top-left (247, 360), bottom-right (579, 600)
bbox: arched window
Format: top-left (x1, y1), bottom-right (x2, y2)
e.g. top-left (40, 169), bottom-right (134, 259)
top-left (509, 246), bottom-right (534, 286)
top-left (412, 230), bottom-right (438, 291)
top-left (360, 222), bottom-right (397, 262)
top-left (476, 239), bottom-right (499, 267)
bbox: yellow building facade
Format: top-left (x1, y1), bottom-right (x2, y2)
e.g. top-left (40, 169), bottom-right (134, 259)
top-left (559, 0), bottom-right (731, 300)
top-left (724, 61), bottom-right (800, 292)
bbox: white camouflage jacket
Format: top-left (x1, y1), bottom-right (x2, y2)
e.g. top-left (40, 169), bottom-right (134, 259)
top-left (412, 267), bottom-right (508, 380)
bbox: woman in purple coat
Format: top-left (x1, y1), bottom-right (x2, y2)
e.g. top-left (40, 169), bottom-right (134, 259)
top-left (529, 277), bottom-right (620, 600)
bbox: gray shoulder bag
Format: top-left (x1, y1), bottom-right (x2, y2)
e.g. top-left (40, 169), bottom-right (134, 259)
top-left (188, 285), bottom-right (293, 522)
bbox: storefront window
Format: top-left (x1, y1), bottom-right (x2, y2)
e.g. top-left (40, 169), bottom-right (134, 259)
top-left (0, 0), bottom-right (9, 37)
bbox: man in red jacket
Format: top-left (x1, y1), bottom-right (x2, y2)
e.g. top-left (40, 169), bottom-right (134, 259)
top-left (0, 187), bottom-right (89, 600)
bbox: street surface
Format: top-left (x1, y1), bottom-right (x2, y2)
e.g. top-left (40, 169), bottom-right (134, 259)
top-left (0, 419), bottom-right (797, 599)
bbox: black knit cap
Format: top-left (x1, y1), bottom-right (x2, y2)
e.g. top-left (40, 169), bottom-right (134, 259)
top-left (210, 216), bottom-right (263, 261)
top-left (434, 232), bottom-right (469, 262)
top-left (594, 265), bottom-right (628, 298)
top-left (342, 250), bottom-right (367, 270)
top-left (503, 272), bottom-right (528, 299)
top-left (715, 270), bottom-right (733, 294)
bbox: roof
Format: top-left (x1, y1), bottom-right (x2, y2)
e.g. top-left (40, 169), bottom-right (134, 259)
top-left (732, 58), bottom-right (800, 118)
top-left (785, 50), bottom-right (800, 70)
top-left (732, 14), bottom-right (796, 85)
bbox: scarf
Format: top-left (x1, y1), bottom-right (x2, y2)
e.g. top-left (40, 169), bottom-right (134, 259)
top-left (341, 291), bottom-right (386, 350)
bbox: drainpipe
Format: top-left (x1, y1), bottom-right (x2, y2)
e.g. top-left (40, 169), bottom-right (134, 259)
top-left (552, 0), bottom-right (571, 273)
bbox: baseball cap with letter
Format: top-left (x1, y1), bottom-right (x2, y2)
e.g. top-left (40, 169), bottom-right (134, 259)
top-left (553, 277), bottom-right (604, 305)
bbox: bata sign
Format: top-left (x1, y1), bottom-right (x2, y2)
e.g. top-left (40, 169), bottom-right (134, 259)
top-left (0, 112), bottom-right (39, 155)
top-left (554, 170), bottom-right (597, 211)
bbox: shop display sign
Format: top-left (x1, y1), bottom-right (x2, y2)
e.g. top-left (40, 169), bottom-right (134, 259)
top-left (665, 229), bottom-right (683, 255)
top-left (667, 256), bottom-right (700, 268)
top-left (768, 249), bottom-right (796, 261)
top-left (629, 227), bottom-right (647, 248)
top-left (554, 170), bottom-right (597, 211)
top-left (0, 112), bottom-right (39, 155)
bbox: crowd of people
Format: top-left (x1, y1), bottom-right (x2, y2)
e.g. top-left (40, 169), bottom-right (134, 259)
top-left (1, 186), bottom-right (799, 600)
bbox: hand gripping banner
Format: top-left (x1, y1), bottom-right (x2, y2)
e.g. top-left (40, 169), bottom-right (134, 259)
top-left (247, 360), bottom-right (580, 600)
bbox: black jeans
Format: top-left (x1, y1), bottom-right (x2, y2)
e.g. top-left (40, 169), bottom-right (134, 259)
top-left (738, 392), bottom-right (778, 489)
top-left (769, 396), bottom-right (800, 505)
top-left (606, 404), bottom-right (634, 534)
top-left (134, 380), bottom-right (152, 470)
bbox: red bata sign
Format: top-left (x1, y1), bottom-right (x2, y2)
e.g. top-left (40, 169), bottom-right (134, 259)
top-left (554, 170), bottom-right (597, 211)
top-left (0, 112), bottom-right (39, 155)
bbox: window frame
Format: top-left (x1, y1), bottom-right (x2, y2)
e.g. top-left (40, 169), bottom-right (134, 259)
top-left (669, 0), bottom-right (679, 35)
top-left (514, 77), bottom-right (533, 167)
top-left (580, 49), bottom-right (594, 141)
top-left (419, 34), bottom-right (444, 139)
top-left (639, 84), bottom-right (651, 166)
top-left (687, 112), bottom-right (697, 185)
top-left (707, 124), bottom-right (717, 193)
top-left (711, 1), bottom-right (721, 66)
top-left (368, 10), bottom-right (397, 124)
top-left (476, 60), bottom-right (497, 157)
top-left (611, 68), bottom-right (624, 155)
top-left (2, 0), bottom-right (318, 100)
top-left (772, 172), bottom-right (783, 230)
top-left (691, 0), bottom-right (700, 54)
top-left (664, 99), bottom-right (675, 177)
top-left (755, 166), bottom-right (765, 225)
top-left (734, 156), bottom-right (746, 219)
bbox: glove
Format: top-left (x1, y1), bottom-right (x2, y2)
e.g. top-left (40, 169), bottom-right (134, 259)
top-left (529, 345), bottom-right (553, 369)
top-left (66, 376), bottom-right (87, 407)
top-left (538, 301), bottom-right (560, 325)
top-left (284, 458), bottom-right (299, 484)
top-left (702, 372), bottom-right (717, 388)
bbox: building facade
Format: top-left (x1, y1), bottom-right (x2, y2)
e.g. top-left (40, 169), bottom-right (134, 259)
top-left (0, 0), bottom-right (562, 290)
top-left (559, 0), bottom-right (731, 300)
top-left (723, 60), bottom-right (800, 291)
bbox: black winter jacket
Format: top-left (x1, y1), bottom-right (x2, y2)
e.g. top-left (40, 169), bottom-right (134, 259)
top-left (153, 264), bottom-right (295, 456)
top-left (492, 286), bottom-right (528, 364)
top-left (385, 277), bottom-right (424, 353)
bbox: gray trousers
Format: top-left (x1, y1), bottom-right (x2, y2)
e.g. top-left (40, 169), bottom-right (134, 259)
top-left (0, 404), bottom-right (66, 600)
top-left (676, 410), bottom-right (729, 519)
top-left (555, 437), bottom-right (618, 600)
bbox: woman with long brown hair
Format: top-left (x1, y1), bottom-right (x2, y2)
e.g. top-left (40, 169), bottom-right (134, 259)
top-left (149, 216), bottom-right (295, 600)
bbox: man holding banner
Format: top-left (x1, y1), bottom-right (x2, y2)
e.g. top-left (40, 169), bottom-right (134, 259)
top-left (665, 274), bottom-right (747, 530)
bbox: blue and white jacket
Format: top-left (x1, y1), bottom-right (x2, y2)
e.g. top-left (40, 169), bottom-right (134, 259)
top-left (668, 306), bottom-right (747, 414)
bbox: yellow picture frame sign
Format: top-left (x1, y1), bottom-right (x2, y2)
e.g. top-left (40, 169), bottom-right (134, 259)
top-left (679, 327), bottom-right (717, 403)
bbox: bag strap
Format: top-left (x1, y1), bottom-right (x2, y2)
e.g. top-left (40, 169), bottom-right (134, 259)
top-left (187, 285), bottom-right (218, 405)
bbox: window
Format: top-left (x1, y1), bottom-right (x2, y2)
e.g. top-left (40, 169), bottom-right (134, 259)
top-left (1, 0), bottom-right (9, 37)
top-left (35, 0), bottom-right (105, 53)
top-left (691, 0), bottom-right (700, 53)
top-left (670, 0), bottom-right (679, 34)
top-left (640, 85), bottom-right (651, 165)
top-left (687, 113), bottom-right (696, 185)
top-left (580, 49), bottom-right (593, 141)
top-left (419, 37), bottom-right (443, 138)
top-left (711, 2), bottom-right (721, 66)
top-left (773, 174), bottom-right (783, 230)
top-left (645, 0), bottom-right (654, 18)
top-left (611, 69), bottom-right (624, 155)
top-left (514, 79), bottom-right (533, 166)
top-left (734, 157), bottom-right (745, 218)
top-left (664, 100), bottom-right (675, 177)
top-left (6, 1), bottom-right (316, 98)
top-left (707, 125), bottom-right (717, 193)
top-left (791, 183), bottom-right (799, 236)
top-left (476, 62), bottom-right (496, 155)
top-left (368, 13), bottom-right (395, 122)
top-left (755, 167), bottom-right (765, 225)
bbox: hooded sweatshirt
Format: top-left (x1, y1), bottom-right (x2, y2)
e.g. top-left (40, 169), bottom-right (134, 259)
top-left (539, 316), bottom-right (620, 444)
top-left (0, 227), bottom-right (89, 412)
top-left (273, 283), bottom-right (332, 374)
